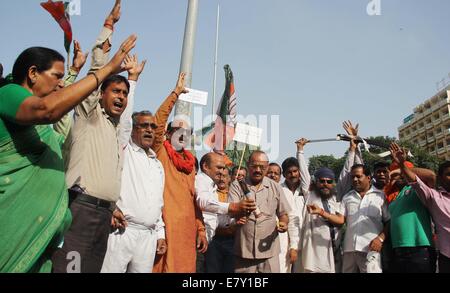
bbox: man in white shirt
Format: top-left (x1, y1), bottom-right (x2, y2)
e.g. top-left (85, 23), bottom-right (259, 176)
top-left (279, 154), bottom-right (311, 273)
top-left (341, 164), bottom-right (390, 273)
top-left (195, 152), bottom-right (256, 272)
top-left (196, 152), bottom-right (256, 242)
top-left (101, 58), bottom-right (167, 273)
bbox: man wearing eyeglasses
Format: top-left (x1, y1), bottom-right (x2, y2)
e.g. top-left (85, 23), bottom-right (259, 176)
top-left (293, 121), bottom-right (361, 273)
top-left (101, 59), bottom-right (170, 272)
top-left (229, 151), bottom-right (291, 273)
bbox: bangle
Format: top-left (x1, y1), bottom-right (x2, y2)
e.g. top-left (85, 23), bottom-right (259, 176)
top-left (103, 21), bottom-right (114, 31)
top-left (377, 236), bottom-right (384, 243)
top-left (319, 209), bottom-right (326, 217)
top-left (171, 91), bottom-right (179, 98)
top-left (88, 72), bottom-right (100, 89)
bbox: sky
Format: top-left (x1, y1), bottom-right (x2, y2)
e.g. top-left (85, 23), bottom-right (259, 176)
top-left (2, 0), bottom-right (450, 164)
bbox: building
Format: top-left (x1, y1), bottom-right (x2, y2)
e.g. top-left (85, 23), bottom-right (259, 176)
top-left (398, 86), bottom-right (450, 161)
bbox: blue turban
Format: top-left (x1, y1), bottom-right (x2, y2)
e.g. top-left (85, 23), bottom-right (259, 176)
top-left (314, 167), bottom-right (335, 180)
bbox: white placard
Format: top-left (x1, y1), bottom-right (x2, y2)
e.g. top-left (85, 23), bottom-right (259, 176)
top-left (233, 123), bottom-right (263, 147)
top-left (179, 88), bottom-right (208, 106)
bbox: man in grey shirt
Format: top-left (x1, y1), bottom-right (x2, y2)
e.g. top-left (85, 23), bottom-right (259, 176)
top-left (229, 150), bottom-right (290, 273)
top-left (52, 0), bottom-right (142, 273)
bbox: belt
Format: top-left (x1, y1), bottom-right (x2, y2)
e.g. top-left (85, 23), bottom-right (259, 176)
top-left (69, 189), bottom-right (114, 211)
top-left (127, 222), bottom-right (156, 231)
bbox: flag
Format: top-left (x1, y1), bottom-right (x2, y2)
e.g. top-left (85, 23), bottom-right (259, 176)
top-left (40, 0), bottom-right (73, 53)
top-left (204, 64), bottom-right (237, 152)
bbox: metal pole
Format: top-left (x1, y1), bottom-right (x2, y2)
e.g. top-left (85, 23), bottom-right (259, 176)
top-left (211, 3), bottom-right (220, 124)
top-left (175, 0), bottom-right (200, 119)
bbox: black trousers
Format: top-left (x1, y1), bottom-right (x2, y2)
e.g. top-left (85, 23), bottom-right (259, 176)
top-left (205, 236), bottom-right (235, 273)
top-left (439, 253), bottom-right (450, 273)
top-left (51, 191), bottom-right (113, 273)
top-left (391, 246), bottom-right (436, 273)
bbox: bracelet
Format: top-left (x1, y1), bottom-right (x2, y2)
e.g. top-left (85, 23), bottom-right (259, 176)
top-left (103, 21), bottom-right (114, 31)
top-left (377, 236), bottom-right (384, 243)
top-left (171, 91), bottom-right (179, 98)
top-left (88, 72), bottom-right (100, 89)
top-left (319, 209), bottom-right (326, 217)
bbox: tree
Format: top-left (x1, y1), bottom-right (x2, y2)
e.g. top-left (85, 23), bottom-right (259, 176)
top-left (308, 136), bottom-right (443, 178)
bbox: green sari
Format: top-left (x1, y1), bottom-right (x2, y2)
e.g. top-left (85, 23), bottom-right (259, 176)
top-left (0, 84), bottom-right (71, 273)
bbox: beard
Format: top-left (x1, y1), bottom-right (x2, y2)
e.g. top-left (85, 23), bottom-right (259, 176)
top-left (316, 185), bottom-right (336, 199)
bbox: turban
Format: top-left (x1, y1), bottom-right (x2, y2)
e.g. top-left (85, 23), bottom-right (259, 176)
top-left (314, 167), bottom-right (335, 180)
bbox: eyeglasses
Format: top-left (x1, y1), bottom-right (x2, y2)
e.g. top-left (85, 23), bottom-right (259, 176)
top-left (249, 164), bottom-right (268, 170)
top-left (319, 179), bottom-right (334, 184)
top-left (136, 122), bottom-right (157, 130)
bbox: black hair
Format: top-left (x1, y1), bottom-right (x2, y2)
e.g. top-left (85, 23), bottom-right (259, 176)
top-left (194, 157), bottom-right (199, 173)
top-left (268, 162), bottom-right (281, 172)
top-left (232, 166), bottom-right (247, 176)
top-left (351, 164), bottom-right (371, 177)
top-left (373, 161), bottom-right (390, 172)
top-left (12, 47), bottom-right (64, 85)
top-left (438, 161), bottom-right (450, 177)
top-left (199, 153), bottom-right (213, 173)
top-left (100, 74), bottom-right (130, 92)
top-left (281, 157), bottom-right (300, 174)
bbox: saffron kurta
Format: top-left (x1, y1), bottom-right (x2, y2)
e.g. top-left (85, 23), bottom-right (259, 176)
top-left (152, 92), bottom-right (206, 273)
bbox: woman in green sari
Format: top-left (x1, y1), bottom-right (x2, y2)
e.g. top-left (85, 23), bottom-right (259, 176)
top-left (0, 35), bottom-right (137, 272)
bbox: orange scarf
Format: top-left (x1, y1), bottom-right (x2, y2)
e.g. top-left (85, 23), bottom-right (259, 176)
top-left (163, 140), bottom-right (195, 174)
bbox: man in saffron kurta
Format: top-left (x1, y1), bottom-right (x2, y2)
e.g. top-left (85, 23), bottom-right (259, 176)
top-left (152, 73), bottom-right (207, 273)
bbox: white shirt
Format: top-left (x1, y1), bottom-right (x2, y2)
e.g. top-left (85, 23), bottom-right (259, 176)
top-left (117, 143), bottom-right (166, 239)
top-left (342, 187), bottom-right (390, 253)
top-left (281, 183), bottom-right (304, 250)
top-left (299, 191), bottom-right (344, 273)
top-left (196, 172), bottom-right (230, 215)
top-left (115, 80), bottom-right (165, 239)
top-left (195, 172), bottom-right (223, 242)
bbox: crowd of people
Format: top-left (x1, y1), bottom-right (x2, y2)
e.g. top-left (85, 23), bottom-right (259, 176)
top-left (1, 0), bottom-right (449, 273)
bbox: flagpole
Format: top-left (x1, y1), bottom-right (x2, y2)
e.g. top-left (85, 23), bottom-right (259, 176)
top-left (175, 0), bottom-right (199, 120)
top-left (67, 50), bottom-right (70, 73)
top-left (211, 3), bottom-right (220, 124)
top-left (237, 143), bottom-right (247, 174)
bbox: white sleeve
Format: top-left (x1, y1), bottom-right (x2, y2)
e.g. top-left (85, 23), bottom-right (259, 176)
top-left (155, 214), bottom-right (165, 240)
top-left (118, 80), bottom-right (136, 148)
top-left (195, 175), bottom-right (230, 214)
top-left (337, 149), bottom-right (355, 201)
top-left (297, 151), bottom-right (311, 196)
top-left (285, 193), bottom-right (300, 250)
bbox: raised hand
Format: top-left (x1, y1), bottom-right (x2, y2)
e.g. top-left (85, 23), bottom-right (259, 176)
top-left (124, 54), bottom-right (147, 81)
top-left (295, 138), bottom-right (309, 152)
top-left (71, 40), bottom-right (88, 72)
top-left (390, 142), bottom-right (407, 166)
top-left (106, 34), bottom-right (137, 74)
top-left (174, 72), bottom-right (189, 96)
top-left (105, 0), bottom-right (121, 25)
top-left (343, 120), bottom-right (359, 137)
